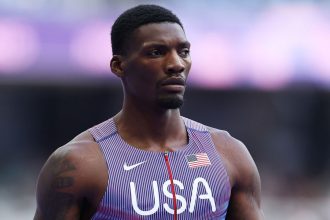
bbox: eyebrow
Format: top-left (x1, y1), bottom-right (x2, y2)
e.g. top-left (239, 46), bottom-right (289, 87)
top-left (142, 41), bottom-right (191, 48)
top-left (179, 41), bottom-right (191, 48)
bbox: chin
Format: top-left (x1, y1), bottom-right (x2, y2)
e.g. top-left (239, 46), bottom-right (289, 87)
top-left (157, 97), bottom-right (184, 109)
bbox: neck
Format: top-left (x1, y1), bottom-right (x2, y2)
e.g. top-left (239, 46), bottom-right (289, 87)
top-left (113, 100), bottom-right (187, 151)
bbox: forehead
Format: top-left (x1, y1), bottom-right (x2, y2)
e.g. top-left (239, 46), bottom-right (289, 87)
top-left (129, 22), bottom-right (188, 49)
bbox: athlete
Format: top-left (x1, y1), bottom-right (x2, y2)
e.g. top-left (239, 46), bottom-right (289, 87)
top-left (34, 4), bottom-right (263, 220)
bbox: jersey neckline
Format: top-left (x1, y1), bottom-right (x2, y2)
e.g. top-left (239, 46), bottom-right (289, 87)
top-left (109, 116), bottom-right (194, 155)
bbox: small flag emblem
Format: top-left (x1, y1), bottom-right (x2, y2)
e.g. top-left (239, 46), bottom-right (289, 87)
top-left (186, 153), bottom-right (211, 168)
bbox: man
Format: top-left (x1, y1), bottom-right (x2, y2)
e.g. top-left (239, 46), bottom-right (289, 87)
top-left (34, 4), bottom-right (263, 220)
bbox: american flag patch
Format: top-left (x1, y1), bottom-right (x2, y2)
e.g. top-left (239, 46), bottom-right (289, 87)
top-left (186, 153), bottom-right (211, 168)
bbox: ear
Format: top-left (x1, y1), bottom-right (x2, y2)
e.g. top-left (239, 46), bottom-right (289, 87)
top-left (110, 55), bottom-right (125, 78)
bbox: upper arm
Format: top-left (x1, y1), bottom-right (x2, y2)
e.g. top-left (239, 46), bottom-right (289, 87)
top-left (210, 129), bottom-right (264, 220)
top-left (34, 146), bottom-right (84, 220)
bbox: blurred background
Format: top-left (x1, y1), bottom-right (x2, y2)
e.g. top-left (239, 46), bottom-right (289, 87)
top-left (0, 0), bottom-right (329, 219)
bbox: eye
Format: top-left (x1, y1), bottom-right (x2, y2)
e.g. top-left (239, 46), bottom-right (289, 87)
top-left (179, 48), bottom-right (190, 57)
top-left (148, 49), bottom-right (163, 57)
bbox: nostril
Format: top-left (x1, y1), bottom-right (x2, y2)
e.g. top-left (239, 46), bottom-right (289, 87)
top-left (167, 64), bottom-right (185, 75)
top-left (167, 68), bottom-right (184, 75)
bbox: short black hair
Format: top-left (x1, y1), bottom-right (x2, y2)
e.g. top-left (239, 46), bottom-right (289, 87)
top-left (111, 4), bottom-right (184, 55)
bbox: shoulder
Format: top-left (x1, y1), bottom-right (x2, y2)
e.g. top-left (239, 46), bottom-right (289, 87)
top-left (207, 127), bottom-right (260, 190)
top-left (35, 130), bottom-right (107, 219)
top-left (183, 117), bottom-right (257, 187)
top-left (37, 130), bottom-right (106, 201)
top-left (47, 130), bottom-right (102, 177)
top-left (208, 127), bottom-right (263, 218)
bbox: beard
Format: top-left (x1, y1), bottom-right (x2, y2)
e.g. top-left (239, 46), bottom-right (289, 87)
top-left (157, 95), bottom-right (184, 109)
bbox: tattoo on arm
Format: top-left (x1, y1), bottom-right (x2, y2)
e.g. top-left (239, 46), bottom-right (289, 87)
top-left (38, 157), bottom-right (80, 219)
top-left (52, 158), bottom-right (76, 191)
top-left (52, 176), bottom-right (74, 189)
top-left (54, 159), bottom-right (76, 176)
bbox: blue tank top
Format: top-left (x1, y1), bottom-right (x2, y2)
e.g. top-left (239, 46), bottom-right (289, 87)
top-left (89, 117), bottom-right (231, 219)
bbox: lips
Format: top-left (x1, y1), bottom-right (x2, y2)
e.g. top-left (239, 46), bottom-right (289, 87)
top-left (160, 77), bottom-right (185, 86)
top-left (159, 77), bottom-right (186, 93)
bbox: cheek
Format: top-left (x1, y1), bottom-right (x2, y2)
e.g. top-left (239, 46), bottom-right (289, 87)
top-left (129, 60), bottom-right (162, 81)
top-left (125, 63), bottom-right (160, 93)
top-left (184, 59), bottom-right (192, 76)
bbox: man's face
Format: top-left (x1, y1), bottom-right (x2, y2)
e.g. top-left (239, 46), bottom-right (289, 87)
top-left (120, 22), bottom-right (191, 109)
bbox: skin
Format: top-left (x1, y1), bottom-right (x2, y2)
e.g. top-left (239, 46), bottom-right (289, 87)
top-left (34, 22), bottom-right (263, 219)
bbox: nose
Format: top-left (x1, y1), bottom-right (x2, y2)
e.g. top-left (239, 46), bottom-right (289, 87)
top-left (165, 51), bottom-right (185, 75)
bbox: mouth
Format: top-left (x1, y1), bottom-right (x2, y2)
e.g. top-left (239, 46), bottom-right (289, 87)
top-left (159, 77), bottom-right (186, 93)
top-left (160, 77), bottom-right (185, 86)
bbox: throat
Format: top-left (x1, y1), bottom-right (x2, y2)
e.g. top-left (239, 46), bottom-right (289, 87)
top-left (114, 110), bottom-right (189, 152)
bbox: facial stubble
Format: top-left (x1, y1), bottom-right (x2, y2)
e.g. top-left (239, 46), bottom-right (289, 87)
top-left (157, 94), bottom-right (184, 109)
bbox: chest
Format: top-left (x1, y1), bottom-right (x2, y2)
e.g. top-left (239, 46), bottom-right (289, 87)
top-left (97, 149), bottom-right (231, 219)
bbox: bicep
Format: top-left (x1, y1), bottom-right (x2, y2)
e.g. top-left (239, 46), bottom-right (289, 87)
top-left (226, 179), bottom-right (264, 220)
top-left (210, 129), bottom-right (264, 219)
top-left (34, 148), bottom-right (82, 220)
top-left (34, 192), bottom-right (79, 220)
top-left (225, 139), bottom-right (264, 219)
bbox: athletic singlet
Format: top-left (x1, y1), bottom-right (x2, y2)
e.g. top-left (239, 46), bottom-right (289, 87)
top-left (89, 117), bottom-right (231, 220)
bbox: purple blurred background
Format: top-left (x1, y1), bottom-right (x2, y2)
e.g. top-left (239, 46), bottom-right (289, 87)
top-left (1, 0), bottom-right (330, 89)
top-left (0, 0), bottom-right (329, 219)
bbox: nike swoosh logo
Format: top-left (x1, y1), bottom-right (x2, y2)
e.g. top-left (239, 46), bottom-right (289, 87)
top-left (123, 161), bottom-right (146, 171)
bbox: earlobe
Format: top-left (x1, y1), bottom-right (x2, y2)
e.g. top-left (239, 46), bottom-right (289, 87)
top-left (110, 55), bottom-right (125, 78)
